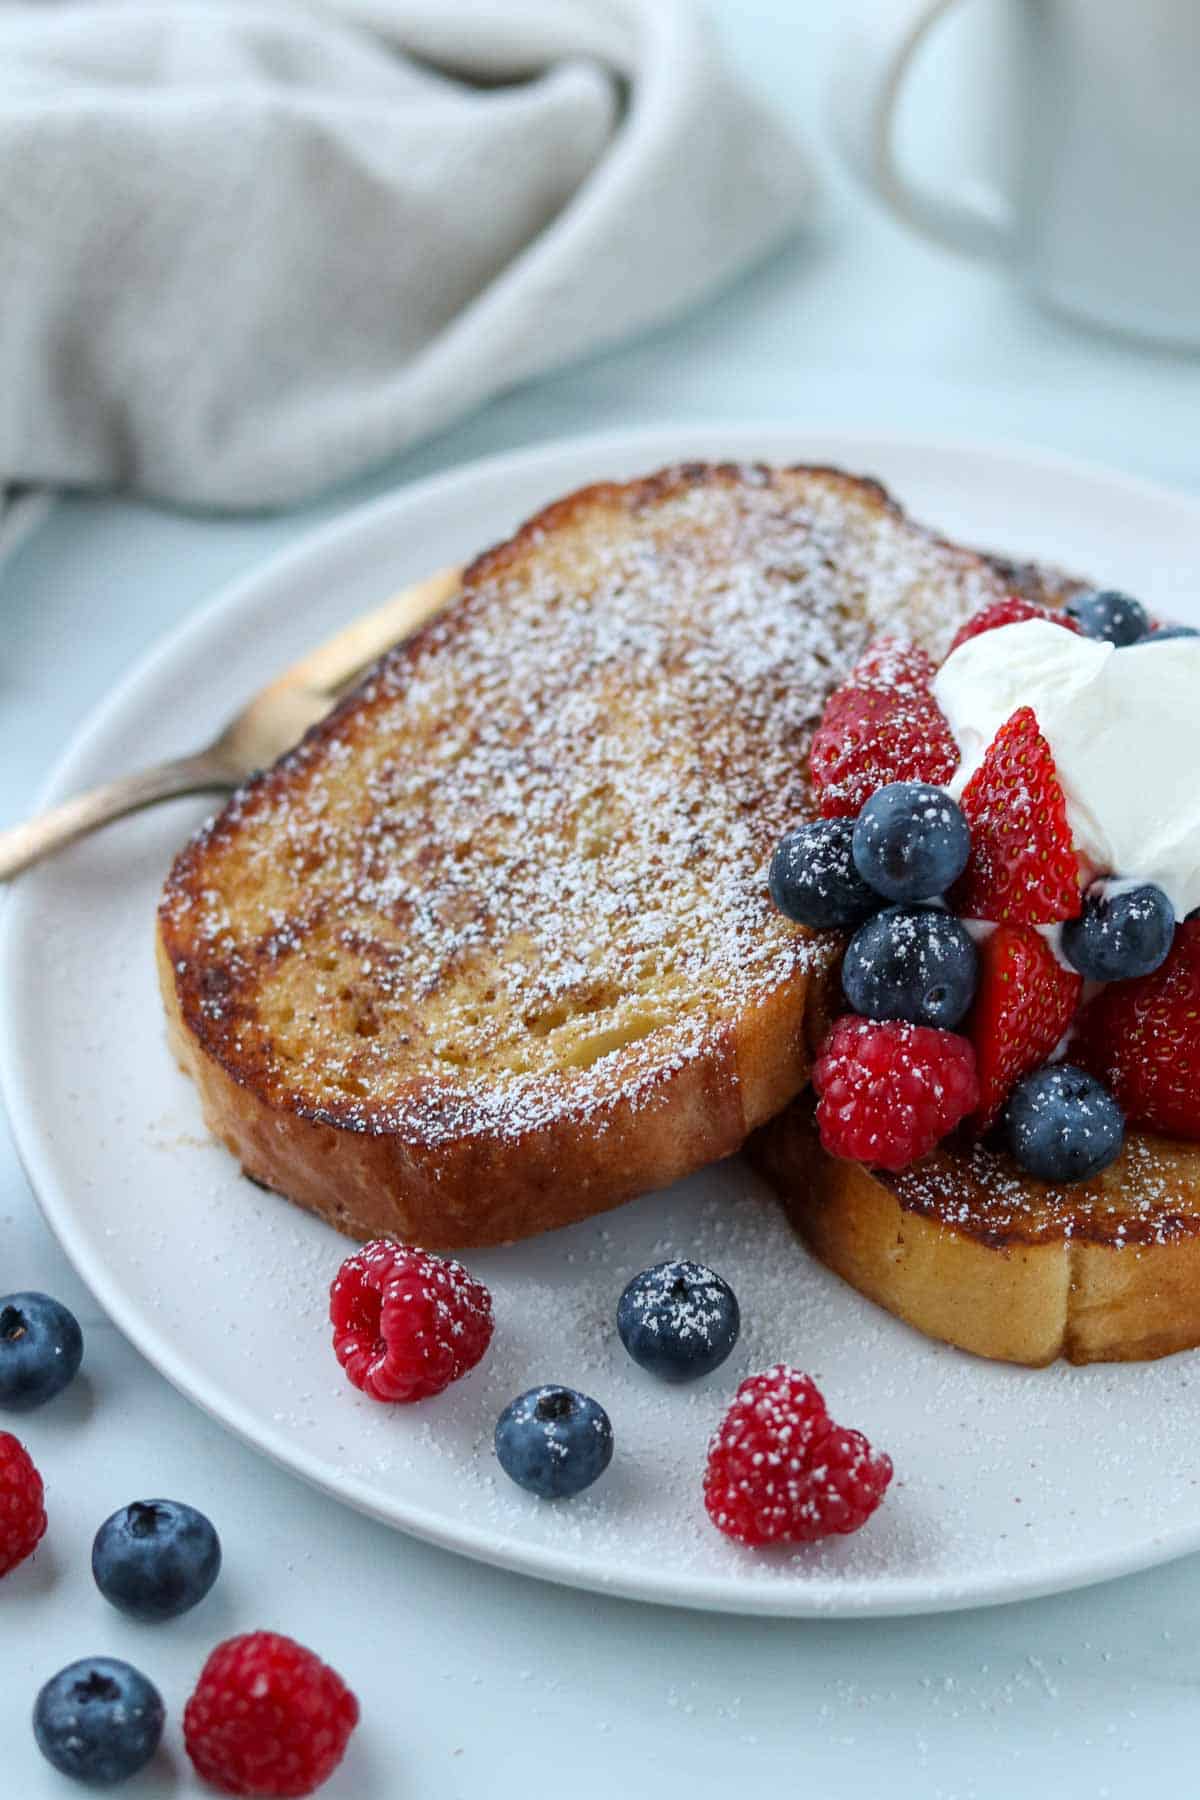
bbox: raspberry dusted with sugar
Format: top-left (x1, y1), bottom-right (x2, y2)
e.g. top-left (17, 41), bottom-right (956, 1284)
top-left (969, 923), bottom-right (1083, 1130)
top-left (809, 638), bottom-right (959, 818)
top-left (953, 705), bottom-right (1082, 925)
top-left (1075, 920), bottom-right (1200, 1140)
top-left (704, 1366), bottom-right (892, 1547)
top-left (813, 1016), bottom-right (978, 1170)
top-left (330, 1240), bottom-right (493, 1403)
top-left (947, 596), bottom-right (1080, 656)
top-left (184, 1632), bottom-right (359, 1797)
top-left (0, 1431), bottom-right (46, 1576)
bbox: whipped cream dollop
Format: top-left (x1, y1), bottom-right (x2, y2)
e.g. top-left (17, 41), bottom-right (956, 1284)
top-left (933, 618), bottom-right (1200, 919)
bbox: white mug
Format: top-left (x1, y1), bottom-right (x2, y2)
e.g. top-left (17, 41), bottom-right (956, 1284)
top-left (833, 0), bottom-right (1200, 348)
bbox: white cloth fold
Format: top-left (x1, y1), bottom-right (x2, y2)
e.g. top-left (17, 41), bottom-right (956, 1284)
top-left (0, 0), bottom-right (815, 512)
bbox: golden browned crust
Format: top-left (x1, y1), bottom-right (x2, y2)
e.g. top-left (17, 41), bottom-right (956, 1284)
top-left (157, 462), bottom-right (1011, 1247)
top-left (749, 1101), bottom-right (1200, 1365)
top-left (158, 926), bottom-right (837, 1245)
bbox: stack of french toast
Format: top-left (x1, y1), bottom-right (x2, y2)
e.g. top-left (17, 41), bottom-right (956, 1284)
top-left (157, 462), bottom-right (1200, 1370)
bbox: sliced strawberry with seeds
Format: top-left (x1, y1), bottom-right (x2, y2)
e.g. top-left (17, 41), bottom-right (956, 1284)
top-left (810, 637), bottom-right (959, 818)
top-left (952, 706), bottom-right (1082, 924)
top-left (1074, 920), bottom-right (1200, 1140)
top-left (967, 924), bottom-right (1082, 1129)
top-left (946, 597), bottom-right (1080, 657)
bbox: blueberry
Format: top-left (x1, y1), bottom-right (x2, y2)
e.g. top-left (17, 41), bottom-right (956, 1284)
top-left (1140, 624), bottom-right (1200, 642)
top-left (1066, 588), bottom-right (1149, 646)
top-left (842, 905), bottom-right (978, 1029)
top-left (1062, 883), bottom-right (1175, 982)
top-left (851, 782), bottom-right (970, 903)
top-left (495, 1386), bottom-right (613, 1500)
top-left (92, 1499), bottom-right (221, 1623)
top-left (617, 1260), bottom-right (740, 1384)
top-left (1005, 1064), bottom-right (1124, 1183)
top-left (0, 1292), bottom-right (83, 1412)
top-left (33, 1658), bottom-right (164, 1786)
top-left (769, 817), bottom-right (881, 929)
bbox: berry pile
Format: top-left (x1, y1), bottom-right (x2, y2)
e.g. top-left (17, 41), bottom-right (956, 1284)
top-left (772, 590), bottom-right (1199, 1181)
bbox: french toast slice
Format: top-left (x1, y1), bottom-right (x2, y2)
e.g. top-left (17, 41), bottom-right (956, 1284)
top-left (749, 1099), bottom-right (1200, 1367)
top-left (157, 462), bottom-right (1011, 1247)
top-left (747, 550), bottom-right (1200, 1368)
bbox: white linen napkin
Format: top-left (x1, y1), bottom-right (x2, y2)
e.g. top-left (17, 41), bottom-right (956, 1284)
top-left (0, 0), bottom-right (815, 520)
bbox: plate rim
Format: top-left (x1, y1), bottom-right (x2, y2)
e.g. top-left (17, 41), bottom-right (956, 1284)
top-left (6, 421), bottom-right (1200, 1618)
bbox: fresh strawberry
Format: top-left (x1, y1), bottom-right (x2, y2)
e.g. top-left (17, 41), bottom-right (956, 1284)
top-left (947, 597), bottom-right (1080, 656)
top-left (952, 707), bottom-right (1082, 924)
top-left (1074, 921), bottom-right (1200, 1140)
top-left (967, 924), bottom-right (1082, 1129)
top-left (810, 638), bottom-right (959, 818)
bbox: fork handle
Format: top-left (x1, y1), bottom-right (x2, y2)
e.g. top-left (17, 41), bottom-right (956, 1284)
top-left (0, 752), bottom-right (234, 883)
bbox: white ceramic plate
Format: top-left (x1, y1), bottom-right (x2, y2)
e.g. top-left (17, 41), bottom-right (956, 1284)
top-left (5, 427), bottom-right (1200, 1619)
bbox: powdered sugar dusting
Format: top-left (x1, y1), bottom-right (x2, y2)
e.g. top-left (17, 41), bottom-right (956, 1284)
top-left (162, 466), bottom-right (1004, 1144)
top-left (890, 1127), bottom-right (1200, 1249)
top-left (618, 1259), bottom-right (734, 1353)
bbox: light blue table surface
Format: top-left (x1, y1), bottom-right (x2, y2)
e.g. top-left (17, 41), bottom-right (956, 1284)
top-left (5, 4), bottom-right (1200, 1794)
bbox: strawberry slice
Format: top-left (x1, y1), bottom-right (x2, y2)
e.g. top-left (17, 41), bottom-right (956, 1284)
top-left (952, 707), bottom-right (1082, 924)
top-left (947, 597), bottom-right (1080, 657)
top-left (967, 924), bottom-right (1082, 1130)
top-left (810, 638), bottom-right (959, 818)
top-left (1074, 920), bottom-right (1200, 1140)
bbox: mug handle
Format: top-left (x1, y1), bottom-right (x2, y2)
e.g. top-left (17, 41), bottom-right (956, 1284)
top-left (830, 0), bottom-right (1019, 262)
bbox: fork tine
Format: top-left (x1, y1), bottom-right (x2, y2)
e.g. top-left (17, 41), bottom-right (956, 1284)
top-left (285, 564), bottom-right (462, 697)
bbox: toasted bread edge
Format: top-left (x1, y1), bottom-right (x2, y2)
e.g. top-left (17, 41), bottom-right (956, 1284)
top-left (158, 924), bottom-right (833, 1247)
top-left (748, 1103), bottom-right (1200, 1366)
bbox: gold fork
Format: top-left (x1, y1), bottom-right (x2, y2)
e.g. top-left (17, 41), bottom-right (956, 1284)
top-left (0, 564), bottom-right (461, 883)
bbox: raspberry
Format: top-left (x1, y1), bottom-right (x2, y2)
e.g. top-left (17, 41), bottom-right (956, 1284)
top-left (947, 596), bottom-right (1080, 656)
top-left (0, 1431), bottom-right (46, 1576)
top-left (810, 638), bottom-right (959, 818)
top-left (1075, 920), bottom-right (1200, 1140)
top-left (184, 1632), bottom-right (359, 1797)
top-left (329, 1240), bottom-right (493, 1403)
top-left (812, 1016), bottom-right (978, 1170)
top-left (968, 923), bottom-right (1082, 1129)
top-left (704, 1366), bottom-right (892, 1547)
top-left (952, 706), bottom-right (1082, 924)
